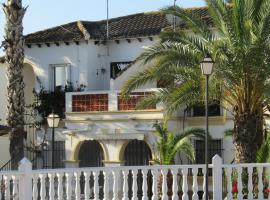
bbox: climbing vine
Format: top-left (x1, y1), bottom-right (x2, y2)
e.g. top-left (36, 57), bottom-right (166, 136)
top-left (31, 81), bottom-right (86, 124)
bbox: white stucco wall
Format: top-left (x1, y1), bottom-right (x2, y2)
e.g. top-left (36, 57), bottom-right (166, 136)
top-left (24, 37), bottom-right (158, 92)
top-left (0, 62), bottom-right (36, 124)
top-left (0, 135), bottom-right (10, 166)
top-left (25, 42), bottom-right (89, 90)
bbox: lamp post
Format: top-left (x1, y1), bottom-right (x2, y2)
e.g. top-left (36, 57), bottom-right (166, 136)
top-left (200, 55), bottom-right (214, 200)
top-left (47, 112), bottom-right (60, 169)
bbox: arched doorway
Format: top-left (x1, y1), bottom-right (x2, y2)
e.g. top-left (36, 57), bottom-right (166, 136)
top-left (78, 140), bottom-right (104, 167)
top-left (124, 139), bottom-right (152, 166)
top-left (78, 140), bottom-right (105, 199)
top-left (123, 140), bottom-right (152, 199)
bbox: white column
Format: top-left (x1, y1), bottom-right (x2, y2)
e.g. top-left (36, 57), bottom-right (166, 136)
top-left (18, 158), bottom-right (33, 200)
top-left (109, 92), bottom-right (118, 111)
top-left (65, 93), bottom-right (73, 112)
top-left (212, 155), bottom-right (223, 200)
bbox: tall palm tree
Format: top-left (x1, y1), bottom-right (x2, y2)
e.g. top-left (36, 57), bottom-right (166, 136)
top-left (122, 0), bottom-right (270, 163)
top-left (153, 122), bottom-right (205, 165)
top-left (3, 0), bottom-right (27, 168)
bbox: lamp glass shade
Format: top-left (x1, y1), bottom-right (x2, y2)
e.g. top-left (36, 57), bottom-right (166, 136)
top-left (200, 57), bottom-right (214, 75)
top-left (47, 113), bottom-right (60, 128)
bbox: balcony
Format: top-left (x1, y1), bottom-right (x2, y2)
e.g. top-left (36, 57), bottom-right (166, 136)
top-left (65, 88), bottom-right (162, 113)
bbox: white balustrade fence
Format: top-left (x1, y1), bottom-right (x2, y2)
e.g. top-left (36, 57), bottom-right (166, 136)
top-left (2, 155), bottom-right (270, 200)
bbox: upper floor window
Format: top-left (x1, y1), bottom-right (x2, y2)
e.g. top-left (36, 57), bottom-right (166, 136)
top-left (188, 102), bottom-right (221, 117)
top-left (110, 61), bottom-right (131, 79)
top-left (50, 64), bottom-right (71, 91)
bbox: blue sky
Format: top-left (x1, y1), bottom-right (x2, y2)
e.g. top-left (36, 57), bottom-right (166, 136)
top-left (0, 0), bottom-right (205, 55)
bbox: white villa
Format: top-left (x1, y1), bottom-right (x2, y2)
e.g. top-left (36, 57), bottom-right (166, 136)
top-left (0, 7), bottom-right (235, 170)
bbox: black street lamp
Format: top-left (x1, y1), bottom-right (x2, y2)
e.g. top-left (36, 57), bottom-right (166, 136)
top-left (200, 55), bottom-right (214, 200)
top-left (47, 112), bottom-right (60, 169)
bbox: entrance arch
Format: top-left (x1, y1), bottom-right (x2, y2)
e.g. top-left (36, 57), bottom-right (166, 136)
top-left (124, 140), bottom-right (152, 166)
top-left (123, 140), bottom-right (153, 198)
top-left (78, 140), bottom-right (104, 167)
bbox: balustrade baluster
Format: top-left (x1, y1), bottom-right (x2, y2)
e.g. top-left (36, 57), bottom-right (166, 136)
top-left (84, 172), bottom-right (90, 200)
top-left (39, 174), bottom-right (46, 200)
top-left (122, 170), bottom-right (129, 200)
top-left (202, 168), bottom-right (206, 200)
top-left (4, 175), bottom-right (10, 199)
top-left (93, 171), bottom-right (99, 200)
top-left (66, 173), bottom-right (72, 200)
top-left (32, 175), bottom-right (38, 200)
top-left (57, 173), bottom-right (64, 200)
top-left (151, 169), bottom-right (158, 200)
top-left (247, 167), bottom-right (253, 200)
top-left (182, 168), bottom-right (188, 200)
top-left (49, 173), bottom-right (55, 200)
top-left (237, 166), bottom-right (243, 200)
top-left (161, 168), bottom-right (168, 200)
top-left (12, 175), bottom-right (18, 200)
top-left (113, 170), bottom-right (119, 200)
top-left (226, 167), bottom-right (233, 200)
top-left (74, 172), bottom-right (81, 200)
top-left (142, 169), bottom-right (148, 200)
top-left (258, 166), bottom-right (264, 199)
top-left (103, 170), bottom-right (109, 200)
top-left (171, 168), bottom-right (178, 200)
top-left (132, 170), bottom-right (138, 200)
top-left (192, 168), bottom-right (199, 200)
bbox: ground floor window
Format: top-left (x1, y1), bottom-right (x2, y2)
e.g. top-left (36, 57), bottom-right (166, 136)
top-left (42, 141), bottom-right (66, 169)
top-left (195, 139), bottom-right (223, 175)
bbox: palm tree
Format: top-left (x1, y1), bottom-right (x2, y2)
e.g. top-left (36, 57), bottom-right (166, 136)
top-left (122, 0), bottom-right (270, 163)
top-left (3, 0), bottom-right (27, 168)
top-left (152, 122), bottom-right (205, 165)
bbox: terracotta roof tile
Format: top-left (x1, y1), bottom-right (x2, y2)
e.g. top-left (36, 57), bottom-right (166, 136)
top-left (24, 7), bottom-right (211, 44)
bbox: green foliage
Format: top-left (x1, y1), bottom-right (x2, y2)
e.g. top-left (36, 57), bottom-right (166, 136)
top-left (122, 0), bottom-right (270, 116)
top-left (153, 122), bottom-right (206, 165)
top-left (31, 82), bottom-right (86, 124)
top-left (121, 0), bottom-right (270, 162)
top-left (256, 134), bottom-right (270, 163)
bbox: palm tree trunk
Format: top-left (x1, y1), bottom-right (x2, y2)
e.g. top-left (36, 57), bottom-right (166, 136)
top-left (234, 111), bottom-right (264, 163)
top-left (3, 0), bottom-right (27, 169)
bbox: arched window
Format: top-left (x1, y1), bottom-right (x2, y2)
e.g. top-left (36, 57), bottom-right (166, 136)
top-left (78, 140), bottom-right (104, 167)
top-left (78, 140), bottom-right (104, 199)
top-left (124, 140), bottom-right (152, 166)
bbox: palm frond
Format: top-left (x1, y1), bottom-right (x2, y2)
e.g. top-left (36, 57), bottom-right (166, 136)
top-left (172, 138), bottom-right (195, 163)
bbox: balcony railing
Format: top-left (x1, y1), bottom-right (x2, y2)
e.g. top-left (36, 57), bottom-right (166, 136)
top-left (66, 89), bottom-right (160, 113)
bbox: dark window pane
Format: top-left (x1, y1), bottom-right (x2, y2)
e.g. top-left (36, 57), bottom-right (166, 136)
top-left (79, 140), bottom-right (104, 167)
top-left (193, 103), bottom-right (221, 117)
top-left (42, 141), bottom-right (66, 169)
top-left (110, 61), bottom-right (132, 79)
top-left (195, 139), bottom-right (222, 175)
